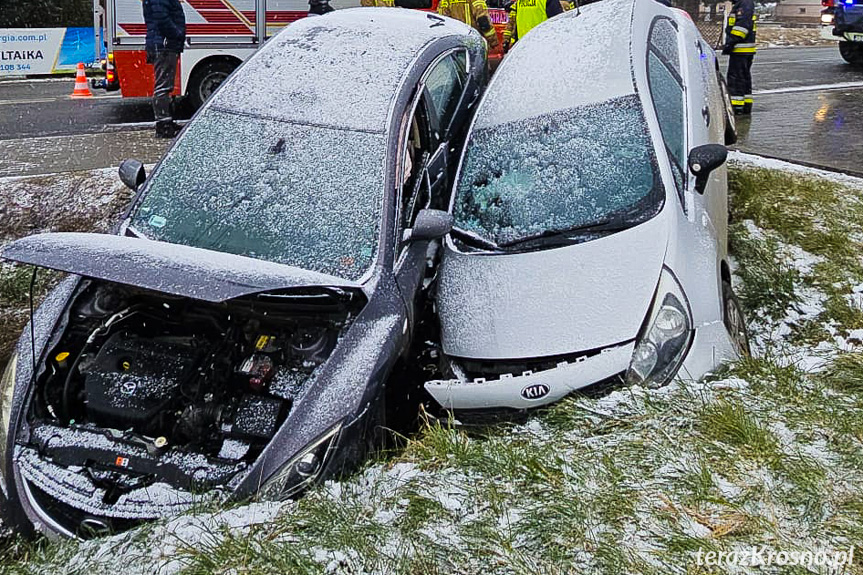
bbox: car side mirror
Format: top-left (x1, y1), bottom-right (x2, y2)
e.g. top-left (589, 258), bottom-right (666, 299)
top-left (119, 159), bottom-right (146, 192)
top-left (403, 209), bottom-right (453, 242)
top-left (688, 144), bottom-right (727, 194)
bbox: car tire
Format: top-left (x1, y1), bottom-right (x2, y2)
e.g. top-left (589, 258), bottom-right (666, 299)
top-left (186, 59), bottom-right (239, 111)
top-left (839, 41), bottom-right (863, 67)
top-left (722, 280), bottom-right (751, 357)
top-left (718, 73), bottom-right (738, 145)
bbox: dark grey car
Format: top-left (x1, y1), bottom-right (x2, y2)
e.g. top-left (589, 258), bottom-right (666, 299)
top-left (0, 8), bottom-right (486, 538)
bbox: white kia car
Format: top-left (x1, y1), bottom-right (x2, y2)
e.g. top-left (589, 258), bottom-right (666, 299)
top-left (425, 0), bottom-right (749, 411)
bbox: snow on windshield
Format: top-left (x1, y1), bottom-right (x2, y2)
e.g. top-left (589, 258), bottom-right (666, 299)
top-left (215, 9), bottom-right (470, 133)
top-left (475, 0), bottom-right (635, 130)
top-left (454, 95), bottom-right (661, 245)
top-left (131, 109), bottom-right (386, 282)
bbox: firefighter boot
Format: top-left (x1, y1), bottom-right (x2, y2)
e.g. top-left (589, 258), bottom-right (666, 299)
top-left (155, 120), bottom-right (182, 139)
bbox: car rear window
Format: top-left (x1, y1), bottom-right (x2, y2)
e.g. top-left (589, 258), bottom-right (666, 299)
top-left (130, 109), bottom-right (387, 282)
top-left (453, 94), bottom-right (662, 246)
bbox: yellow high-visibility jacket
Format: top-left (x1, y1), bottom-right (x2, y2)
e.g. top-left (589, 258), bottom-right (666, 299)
top-left (438, 0), bottom-right (500, 48)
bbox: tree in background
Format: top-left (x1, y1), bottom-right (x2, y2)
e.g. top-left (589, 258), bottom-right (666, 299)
top-left (0, 0), bottom-right (94, 27)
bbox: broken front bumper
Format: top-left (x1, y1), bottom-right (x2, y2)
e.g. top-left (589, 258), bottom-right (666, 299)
top-left (424, 342), bottom-right (635, 410)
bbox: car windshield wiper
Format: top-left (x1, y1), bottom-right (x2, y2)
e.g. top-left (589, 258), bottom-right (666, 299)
top-left (451, 227), bottom-right (503, 252)
top-left (498, 219), bottom-right (634, 249)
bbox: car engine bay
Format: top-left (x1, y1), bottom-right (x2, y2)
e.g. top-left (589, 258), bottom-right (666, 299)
top-left (20, 281), bottom-right (359, 516)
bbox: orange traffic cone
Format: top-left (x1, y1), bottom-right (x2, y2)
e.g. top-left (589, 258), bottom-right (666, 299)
top-left (70, 63), bottom-right (93, 98)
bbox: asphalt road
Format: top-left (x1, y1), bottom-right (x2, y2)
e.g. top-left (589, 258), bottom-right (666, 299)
top-left (745, 45), bottom-right (863, 92)
top-left (0, 45), bottom-right (861, 177)
top-left (721, 46), bottom-right (863, 175)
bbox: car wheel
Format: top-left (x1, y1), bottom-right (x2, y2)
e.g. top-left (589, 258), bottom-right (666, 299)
top-left (722, 280), bottom-right (750, 357)
top-left (718, 73), bottom-right (738, 145)
top-left (839, 41), bottom-right (863, 67)
top-left (186, 59), bottom-right (239, 111)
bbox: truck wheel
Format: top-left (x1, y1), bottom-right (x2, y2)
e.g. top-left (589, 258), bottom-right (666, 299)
top-left (722, 280), bottom-right (751, 357)
top-left (839, 41), bottom-right (863, 67)
top-left (186, 59), bottom-right (239, 111)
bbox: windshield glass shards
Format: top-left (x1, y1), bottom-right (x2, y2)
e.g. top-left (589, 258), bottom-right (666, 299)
top-left (130, 108), bottom-right (387, 282)
top-left (453, 94), bottom-right (663, 249)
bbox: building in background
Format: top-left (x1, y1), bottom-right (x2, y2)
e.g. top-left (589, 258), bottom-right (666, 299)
top-left (775, 0), bottom-right (821, 25)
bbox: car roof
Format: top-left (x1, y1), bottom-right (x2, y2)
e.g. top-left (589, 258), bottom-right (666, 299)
top-left (212, 8), bottom-right (477, 134)
top-left (473, 0), bottom-right (641, 130)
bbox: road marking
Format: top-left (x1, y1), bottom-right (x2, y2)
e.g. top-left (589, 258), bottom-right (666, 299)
top-left (0, 94), bottom-right (122, 106)
top-left (0, 98), bottom-right (58, 105)
top-left (758, 57), bottom-right (843, 63)
top-left (755, 81), bottom-right (863, 95)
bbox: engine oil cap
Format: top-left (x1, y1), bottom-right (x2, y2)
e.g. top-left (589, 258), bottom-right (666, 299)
top-left (154, 436), bottom-right (168, 449)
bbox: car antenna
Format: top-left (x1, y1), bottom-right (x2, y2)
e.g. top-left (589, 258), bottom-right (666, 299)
top-left (28, 266), bottom-right (37, 377)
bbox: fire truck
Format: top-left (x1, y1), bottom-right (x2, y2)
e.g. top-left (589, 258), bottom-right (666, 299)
top-left (93, 0), bottom-right (508, 108)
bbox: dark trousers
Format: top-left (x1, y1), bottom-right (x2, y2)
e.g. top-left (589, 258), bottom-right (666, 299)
top-left (152, 50), bottom-right (179, 122)
top-left (727, 53), bottom-right (754, 111)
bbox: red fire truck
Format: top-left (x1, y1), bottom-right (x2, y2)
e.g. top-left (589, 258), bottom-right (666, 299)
top-left (94, 0), bottom-right (508, 108)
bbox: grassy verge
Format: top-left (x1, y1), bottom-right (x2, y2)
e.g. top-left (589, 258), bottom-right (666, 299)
top-left (1, 159), bottom-right (863, 574)
top-left (0, 169), bottom-right (133, 367)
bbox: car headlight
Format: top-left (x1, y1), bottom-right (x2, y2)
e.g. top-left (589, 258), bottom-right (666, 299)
top-left (259, 423), bottom-right (342, 501)
top-left (626, 269), bottom-right (693, 388)
top-left (0, 353), bottom-right (18, 495)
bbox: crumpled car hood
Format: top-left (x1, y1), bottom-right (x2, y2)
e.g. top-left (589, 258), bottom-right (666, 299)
top-left (437, 215), bottom-right (668, 360)
top-left (1, 232), bottom-right (360, 303)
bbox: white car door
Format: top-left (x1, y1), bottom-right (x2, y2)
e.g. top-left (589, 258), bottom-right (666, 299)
top-left (645, 13), bottom-right (725, 326)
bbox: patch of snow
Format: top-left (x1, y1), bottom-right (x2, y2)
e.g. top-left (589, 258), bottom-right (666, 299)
top-left (729, 151), bottom-right (863, 189)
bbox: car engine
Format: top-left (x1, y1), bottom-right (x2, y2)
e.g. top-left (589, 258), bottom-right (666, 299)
top-left (20, 281), bottom-right (359, 532)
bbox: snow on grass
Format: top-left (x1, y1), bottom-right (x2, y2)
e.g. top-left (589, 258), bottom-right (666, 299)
top-left (3, 159), bottom-right (863, 574)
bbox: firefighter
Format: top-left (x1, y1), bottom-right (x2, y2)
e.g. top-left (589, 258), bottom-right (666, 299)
top-left (722, 0), bottom-right (757, 115)
top-left (438, 0), bottom-right (500, 51)
top-left (513, 0), bottom-right (564, 41)
top-left (503, 0), bottom-right (518, 52)
top-left (143, 0), bottom-right (185, 138)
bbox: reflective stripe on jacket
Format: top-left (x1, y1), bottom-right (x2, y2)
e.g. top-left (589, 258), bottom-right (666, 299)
top-left (725, 0), bottom-right (757, 54)
top-left (439, 0), bottom-right (500, 48)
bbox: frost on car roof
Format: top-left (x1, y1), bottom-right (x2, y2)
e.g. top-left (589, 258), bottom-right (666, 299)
top-left (474, 0), bottom-right (636, 130)
top-left (215, 8), bottom-right (475, 133)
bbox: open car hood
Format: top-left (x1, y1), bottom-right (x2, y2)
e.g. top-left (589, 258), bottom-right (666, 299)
top-left (1, 232), bottom-right (361, 303)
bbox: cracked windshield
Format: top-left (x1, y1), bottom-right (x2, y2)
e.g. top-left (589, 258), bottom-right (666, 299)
top-left (454, 94), bottom-right (661, 247)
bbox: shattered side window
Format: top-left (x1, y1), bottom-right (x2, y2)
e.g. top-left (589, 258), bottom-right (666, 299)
top-left (453, 94), bottom-right (662, 246)
top-left (130, 109), bottom-right (387, 282)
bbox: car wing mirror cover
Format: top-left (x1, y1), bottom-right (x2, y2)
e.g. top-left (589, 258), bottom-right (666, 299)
top-left (119, 159), bottom-right (146, 192)
top-left (688, 144), bottom-right (727, 194)
top-left (404, 209), bottom-right (453, 242)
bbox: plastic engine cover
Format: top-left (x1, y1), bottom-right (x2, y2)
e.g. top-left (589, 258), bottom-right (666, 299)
top-left (84, 332), bottom-right (199, 426)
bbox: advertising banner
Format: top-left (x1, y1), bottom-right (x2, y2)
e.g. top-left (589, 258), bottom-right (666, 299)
top-left (0, 28), bottom-right (102, 76)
